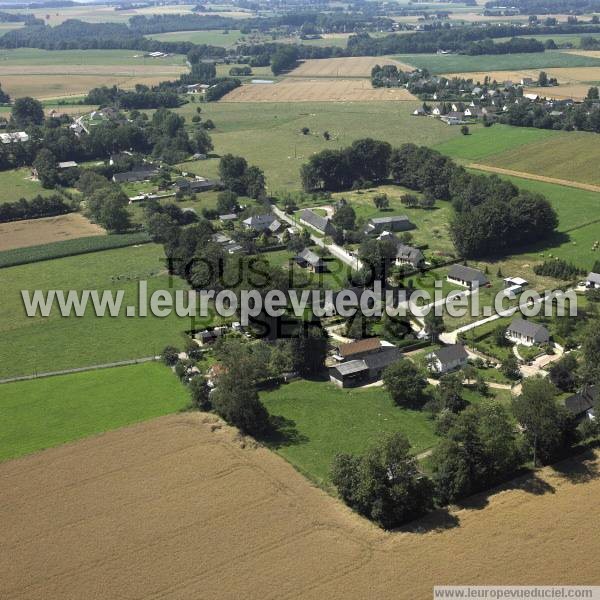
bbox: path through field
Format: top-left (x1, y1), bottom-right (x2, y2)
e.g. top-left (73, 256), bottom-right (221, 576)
top-left (1, 413), bottom-right (598, 600)
top-left (468, 163), bottom-right (600, 193)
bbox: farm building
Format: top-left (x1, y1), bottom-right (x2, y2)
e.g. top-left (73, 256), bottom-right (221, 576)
top-left (426, 344), bottom-right (469, 374)
top-left (175, 178), bottom-right (217, 193)
top-left (447, 264), bottom-right (489, 289)
top-left (112, 166), bottom-right (158, 183)
top-left (299, 209), bottom-right (336, 236)
top-left (295, 248), bottom-right (325, 273)
top-left (0, 131), bottom-right (29, 144)
top-left (364, 215), bottom-right (415, 235)
top-left (503, 276), bottom-right (528, 295)
top-left (58, 161), bottom-right (78, 169)
top-left (219, 213), bottom-right (238, 222)
top-left (243, 214), bottom-right (277, 231)
top-left (330, 345), bottom-right (402, 388)
top-left (506, 318), bottom-right (550, 347)
top-left (336, 337), bottom-right (382, 361)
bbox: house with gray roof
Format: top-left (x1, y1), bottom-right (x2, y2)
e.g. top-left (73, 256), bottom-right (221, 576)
top-left (330, 345), bottom-right (402, 388)
top-left (447, 264), bottom-right (489, 289)
top-left (586, 272), bottom-right (600, 289)
top-left (242, 214), bottom-right (276, 232)
top-left (564, 385), bottom-right (597, 421)
top-left (506, 318), bottom-right (550, 347)
top-left (426, 344), bottom-right (469, 374)
top-left (364, 215), bottom-right (415, 235)
top-left (395, 243), bottom-right (425, 269)
top-left (112, 166), bottom-right (158, 183)
top-left (295, 248), bottom-right (325, 272)
top-left (299, 209), bottom-right (336, 235)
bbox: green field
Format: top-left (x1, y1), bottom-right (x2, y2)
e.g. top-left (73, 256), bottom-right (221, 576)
top-left (261, 379), bottom-right (438, 486)
top-left (434, 124), bottom-right (560, 162)
top-left (0, 244), bottom-right (199, 378)
top-left (475, 131), bottom-right (600, 186)
top-left (174, 101), bottom-right (462, 190)
top-left (396, 50), bottom-right (600, 74)
top-left (0, 168), bottom-right (57, 203)
top-left (496, 33), bottom-right (600, 48)
top-left (146, 29), bottom-right (245, 46)
top-left (0, 47), bottom-right (187, 66)
top-left (0, 362), bottom-right (188, 462)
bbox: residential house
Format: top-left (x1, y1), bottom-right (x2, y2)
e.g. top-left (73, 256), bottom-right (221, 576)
top-left (432, 105), bottom-right (444, 116)
top-left (295, 248), bottom-right (325, 272)
top-left (426, 344), bottom-right (469, 374)
top-left (412, 107), bottom-right (427, 116)
top-left (585, 272), bottom-right (600, 289)
top-left (506, 317), bottom-right (550, 347)
top-left (520, 77), bottom-right (534, 86)
top-left (336, 337), bottom-right (383, 361)
top-left (268, 219), bottom-right (284, 235)
top-left (464, 106), bottom-right (483, 118)
top-left (447, 264), bottom-right (489, 289)
top-left (299, 209), bottom-right (336, 236)
top-left (219, 213), bottom-right (238, 223)
top-left (365, 215), bottom-right (415, 235)
top-left (175, 178), bottom-right (217, 193)
top-left (395, 243), bottom-right (425, 269)
top-left (242, 214), bottom-right (276, 232)
top-left (112, 166), bottom-right (158, 183)
top-left (564, 386), bottom-right (597, 421)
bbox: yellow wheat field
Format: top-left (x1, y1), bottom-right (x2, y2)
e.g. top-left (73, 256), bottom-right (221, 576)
top-left (1, 412), bottom-right (598, 600)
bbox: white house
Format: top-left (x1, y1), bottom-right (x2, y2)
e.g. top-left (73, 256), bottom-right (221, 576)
top-left (585, 272), bottom-right (600, 289)
top-left (506, 317), bottom-right (550, 347)
top-left (503, 276), bottom-right (528, 295)
top-left (426, 344), bottom-right (469, 374)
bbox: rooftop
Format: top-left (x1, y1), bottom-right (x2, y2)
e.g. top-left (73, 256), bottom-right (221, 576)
top-left (339, 337), bottom-right (381, 359)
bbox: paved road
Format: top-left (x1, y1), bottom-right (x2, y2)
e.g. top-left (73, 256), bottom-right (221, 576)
top-left (0, 356), bottom-right (158, 385)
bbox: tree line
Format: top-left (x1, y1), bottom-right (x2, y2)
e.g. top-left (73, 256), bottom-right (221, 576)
top-left (0, 194), bottom-right (72, 223)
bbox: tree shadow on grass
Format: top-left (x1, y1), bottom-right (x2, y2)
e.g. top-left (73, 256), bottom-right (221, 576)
top-left (260, 415), bottom-right (309, 449)
top-left (550, 445), bottom-right (600, 485)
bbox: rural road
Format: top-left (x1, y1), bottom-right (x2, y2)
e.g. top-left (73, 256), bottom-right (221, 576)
top-left (0, 356), bottom-right (158, 385)
top-left (468, 163), bottom-right (600, 193)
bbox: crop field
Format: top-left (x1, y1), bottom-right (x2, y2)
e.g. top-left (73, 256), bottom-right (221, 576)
top-left (0, 244), bottom-right (198, 379)
top-left (396, 50), bottom-right (600, 74)
top-left (0, 48), bottom-right (187, 99)
top-left (0, 214), bottom-right (105, 252)
top-left (174, 101), bottom-right (461, 190)
top-left (221, 78), bottom-right (417, 102)
top-left (146, 28), bottom-right (245, 46)
top-left (1, 412), bottom-right (598, 600)
top-left (473, 130), bottom-right (600, 187)
top-left (288, 56), bottom-right (415, 78)
top-left (0, 362), bottom-right (188, 461)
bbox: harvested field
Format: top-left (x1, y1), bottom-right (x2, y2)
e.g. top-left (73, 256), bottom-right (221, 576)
top-left (287, 56), bottom-right (414, 78)
top-left (221, 78), bottom-right (416, 102)
top-left (1, 412), bottom-right (599, 600)
top-left (0, 73), bottom-right (186, 100)
top-left (0, 213), bottom-right (105, 252)
top-left (564, 49), bottom-right (600, 59)
top-left (526, 84), bottom-right (593, 101)
top-left (0, 65), bottom-right (188, 76)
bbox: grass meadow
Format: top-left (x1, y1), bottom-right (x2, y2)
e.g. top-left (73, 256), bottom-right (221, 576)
top-left (175, 101), bottom-right (461, 190)
top-left (0, 362), bottom-right (188, 462)
top-left (146, 29), bottom-right (246, 46)
top-left (395, 50), bottom-right (600, 74)
top-left (0, 244), bottom-right (201, 379)
top-left (0, 168), bottom-right (56, 203)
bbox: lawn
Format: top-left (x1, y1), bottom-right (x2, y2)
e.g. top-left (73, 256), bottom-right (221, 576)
top-left (0, 244), bottom-right (203, 379)
top-left (173, 101), bottom-right (462, 190)
top-left (0, 168), bottom-right (56, 204)
top-left (395, 50), bottom-right (600, 74)
top-left (261, 378), bottom-right (438, 487)
top-left (434, 124), bottom-right (560, 162)
top-left (0, 362), bottom-right (188, 462)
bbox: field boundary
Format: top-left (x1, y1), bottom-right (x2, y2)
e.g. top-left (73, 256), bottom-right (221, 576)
top-left (0, 356), bottom-right (157, 385)
top-left (468, 163), bottom-right (600, 193)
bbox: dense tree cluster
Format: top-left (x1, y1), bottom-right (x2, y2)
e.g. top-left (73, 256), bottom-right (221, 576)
top-left (0, 194), bottom-right (72, 223)
top-left (271, 45), bottom-right (299, 75)
top-left (84, 85), bottom-right (183, 110)
top-left (204, 78), bottom-right (242, 101)
top-left (301, 140), bottom-right (557, 259)
top-left (218, 154), bottom-right (266, 199)
top-left (331, 432), bottom-right (434, 529)
top-left (533, 259), bottom-right (584, 279)
top-left (485, 0), bottom-right (600, 14)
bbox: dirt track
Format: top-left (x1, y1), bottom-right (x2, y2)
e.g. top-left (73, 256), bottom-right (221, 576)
top-left (468, 163), bottom-right (600, 192)
top-left (0, 213), bottom-right (106, 252)
top-left (1, 413), bottom-right (599, 600)
top-left (222, 78), bottom-right (416, 102)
